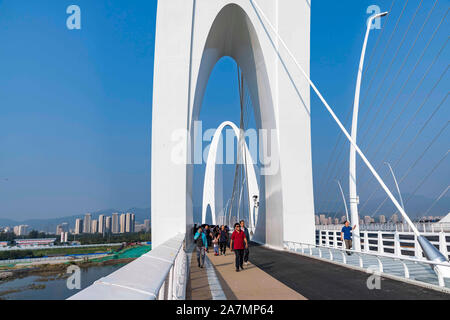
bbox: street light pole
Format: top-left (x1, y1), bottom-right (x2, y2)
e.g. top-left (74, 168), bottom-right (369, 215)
top-left (349, 11), bottom-right (388, 252)
top-left (336, 180), bottom-right (349, 222)
top-left (384, 162), bottom-right (405, 211)
top-left (250, 0), bottom-right (450, 280)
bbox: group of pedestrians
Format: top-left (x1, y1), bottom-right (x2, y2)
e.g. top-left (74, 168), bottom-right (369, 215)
top-left (193, 220), bottom-right (251, 272)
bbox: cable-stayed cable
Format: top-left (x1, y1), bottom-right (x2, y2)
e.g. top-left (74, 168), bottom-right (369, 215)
top-left (358, 7), bottom-right (448, 151)
top-left (367, 121), bottom-right (448, 216)
top-left (357, 60), bottom-right (449, 196)
top-left (390, 149), bottom-right (449, 216)
top-left (357, 0), bottom-right (440, 137)
top-left (365, 39), bottom-right (448, 165)
top-left (424, 185), bottom-right (449, 217)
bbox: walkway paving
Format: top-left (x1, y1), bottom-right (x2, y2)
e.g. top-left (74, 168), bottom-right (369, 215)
top-left (187, 247), bottom-right (306, 300)
top-left (186, 243), bottom-right (450, 300)
top-left (249, 243), bottom-right (450, 300)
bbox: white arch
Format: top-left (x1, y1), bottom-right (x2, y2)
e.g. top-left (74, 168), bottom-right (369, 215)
top-left (202, 121), bottom-right (259, 232)
top-left (151, 0), bottom-right (314, 248)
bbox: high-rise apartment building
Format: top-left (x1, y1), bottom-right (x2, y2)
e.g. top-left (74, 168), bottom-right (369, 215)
top-left (144, 219), bottom-right (150, 232)
top-left (105, 216), bottom-right (112, 233)
top-left (391, 213), bottom-right (399, 223)
top-left (14, 225), bottom-right (29, 236)
top-left (98, 214), bottom-right (105, 234)
top-left (83, 213), bottom-right (92, 233)
top-left (112, 213), bottom-right (119, 234)
top-left (120, 214), bottom-right (126, 233)
top-left (56, 222), bottom-right (69, 236)
top-left (75, 219), bottom-right (83, 235)
top-left (125, 213), bottom-right (132, 233)
top-left (91, 219), bottom-right (98, 234)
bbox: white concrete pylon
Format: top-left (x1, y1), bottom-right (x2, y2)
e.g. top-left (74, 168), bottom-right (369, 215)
top-left (201, 121), bottom-right (259, 231)
top-left (151, 0), bottom-right (314, 248)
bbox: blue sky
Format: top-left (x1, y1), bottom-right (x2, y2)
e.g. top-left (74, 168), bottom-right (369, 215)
top-left (0, 0), bottom-right (447, 220)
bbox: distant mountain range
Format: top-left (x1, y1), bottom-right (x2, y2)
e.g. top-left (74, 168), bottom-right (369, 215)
top-left (0, 207), bottom-right (151, 234)
top-left (318, 194), bottom-right (449, 219)
top-left (1, 193), bottom-right (447, 233)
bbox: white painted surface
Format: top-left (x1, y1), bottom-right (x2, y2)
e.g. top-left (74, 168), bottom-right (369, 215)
top-left (68, 234), bottom-right (186, 300)
top-left (152, 0), bottom-right (314, 249)
top-left (202, 121), bottom-right (259, 231)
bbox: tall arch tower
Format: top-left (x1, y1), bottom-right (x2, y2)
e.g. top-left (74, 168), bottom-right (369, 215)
top-left (151, 0), bottom-right (314, 248)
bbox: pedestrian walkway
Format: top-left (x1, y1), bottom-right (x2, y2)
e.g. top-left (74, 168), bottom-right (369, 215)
top-left (186, 243), bottom-right (450, 300)
top-left (186, 247), bottom-right (306, 300)
top-left (250, 243), bottom-right (450, 300)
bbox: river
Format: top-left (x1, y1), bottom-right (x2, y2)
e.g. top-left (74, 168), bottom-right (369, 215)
top-left (0, 263), bottom-right (125, 300)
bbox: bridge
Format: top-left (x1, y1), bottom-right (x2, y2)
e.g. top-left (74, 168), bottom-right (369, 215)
top-left (69, 0), bottom-right (449, 300)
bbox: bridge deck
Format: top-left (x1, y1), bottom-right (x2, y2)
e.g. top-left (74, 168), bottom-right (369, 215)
top-left (187, 246), bottom-right (305, 300)
top-left (187, 243), bottom-right (450, 300)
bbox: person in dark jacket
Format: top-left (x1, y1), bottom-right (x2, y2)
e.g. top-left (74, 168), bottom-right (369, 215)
top-left (203, 224), bottom-right (212, 253)
top-left (218, 225), bottom-right (229, 255)
top-left (194, 226), bottom-right (208, 268)
top-left (240, 220), bottom-right (250, 265)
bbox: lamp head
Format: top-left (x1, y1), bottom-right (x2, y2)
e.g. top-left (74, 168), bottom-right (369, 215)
top-left (372, 11), bottom-right (389, 20)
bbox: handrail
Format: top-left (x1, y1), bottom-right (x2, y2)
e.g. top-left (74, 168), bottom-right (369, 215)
top-left (68, 233), bottom-right (186, 300)
top-left (286, 241), bottom-right (450, 268)
top-left (285, 240), bottom-right (450, 288)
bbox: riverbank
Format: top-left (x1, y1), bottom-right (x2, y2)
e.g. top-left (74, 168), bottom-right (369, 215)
top-left (0, 244), bottom-right (151, 284)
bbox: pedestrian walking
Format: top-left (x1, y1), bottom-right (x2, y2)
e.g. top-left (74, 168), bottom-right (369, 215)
top-left (240, 220), bottom-right (250, 265)
top-left (219, 225), bottom-right (229, 255)
top-left (230, 223), bottom-right (248, 272)
top-left (194, 226), bottom-right (207, 268)
top-left (204, 224), bottom-right (212, 253)
top-left (341, 221), bottom-right (357, 255)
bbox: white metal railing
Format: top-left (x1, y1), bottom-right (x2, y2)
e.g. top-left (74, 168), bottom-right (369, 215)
top-left (316, 222), bottom-right (450, 233)
top-left (315, 227), bottom-right (450, 261)
top-left (284, 241), bottom-right (450, 289)
top-left (68, 233), bottom-right (187, 300)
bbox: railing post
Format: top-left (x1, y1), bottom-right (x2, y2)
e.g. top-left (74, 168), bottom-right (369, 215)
top-left (358, 254), bottom-right (363, 268)
top-left (320, 231), bottom-right (324, 246)
top-left (167, 265), bottom-right (174, 300)
top-left (377, 232), bottom-right (383, 254)
top-left (158, 280), bottom-right (166, 300)
top-left (435, 267), bottom-right (445, 287)
top-left (364, 232), bottom-right (370, 253)
top-left (401, 260), bottom-right (410, 279)
top-left (414, 235), bottom-right (423, 259)
top-left (376, 257), bottom-right (384, 273)
top-left (439, 232), bottom-right (448, 259)
top-left (333, 231), bottom-right (338, 248)
top-left (394, 231), bottom-right (401, 257)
